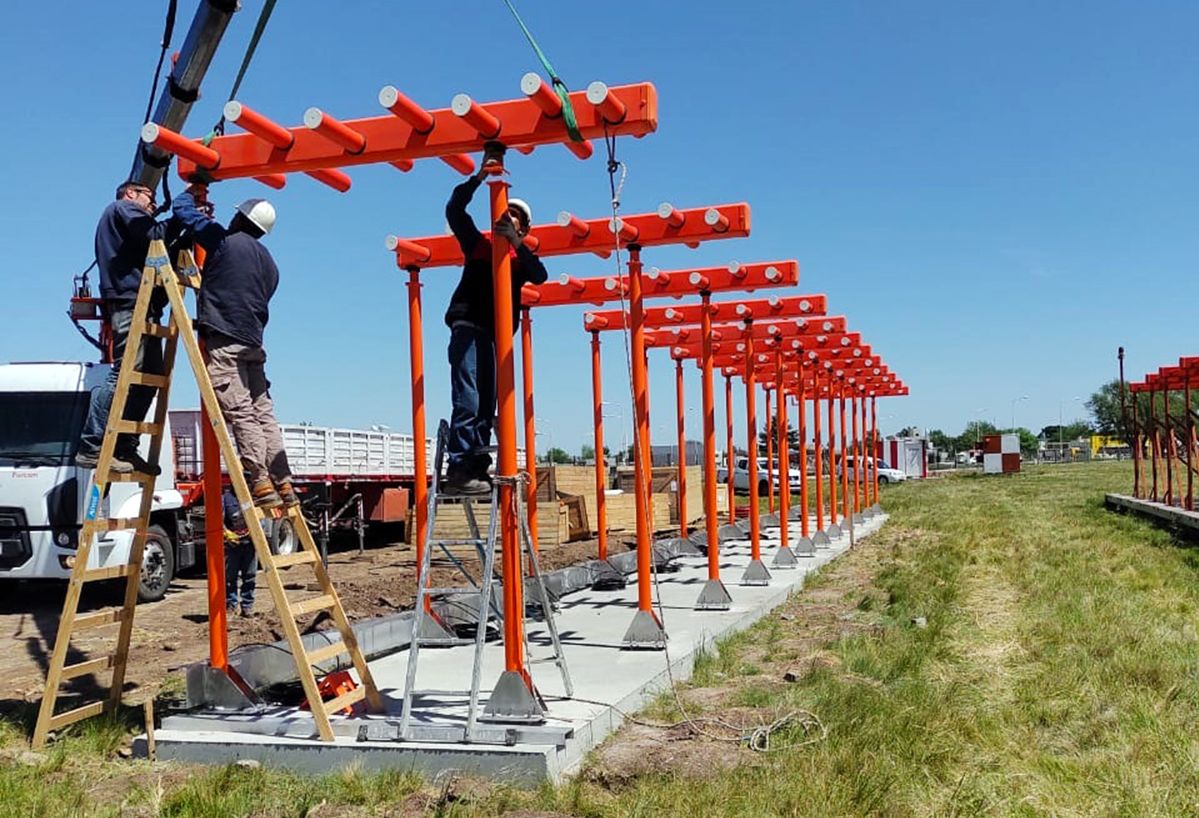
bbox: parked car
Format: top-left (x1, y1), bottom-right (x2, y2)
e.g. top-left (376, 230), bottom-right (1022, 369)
top-left (716, 456), bottom-right (803, 494)
top-left (838, 455), bottom-right (907, 484)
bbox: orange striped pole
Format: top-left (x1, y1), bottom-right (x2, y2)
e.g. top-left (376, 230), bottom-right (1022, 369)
top-left (675, 358), bottom-right (688, 538)
top-left (520, 307), bottom-right (539, 553)
top-left (590, 331), bottom-right (608, 559)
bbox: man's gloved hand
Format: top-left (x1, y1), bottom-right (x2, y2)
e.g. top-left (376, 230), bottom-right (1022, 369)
top-left (185, 183), bottom-right (215, 218)
top-left (493, 215), bottom-right (520, 244)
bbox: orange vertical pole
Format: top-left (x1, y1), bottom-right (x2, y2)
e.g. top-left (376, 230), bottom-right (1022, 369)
top-left (742, 328), bottom-right (769, 583)
top-left (1186, 380), bottom-right (1195, 511)
top-left (201, 400), bottom-right (227, 672)
top-left (765, 389), bottom-right (774, 514)
top-left (776, 364), bottom-right (790, 547)
top-left (797, 370), bottom-right (808, 538)
top-left (624, 244), bottom-right (666, 645)
top-left (487, 170), bottom-right (528, 683)
top-left (590, 331), bottom-right (608, 560)
top-left (872, 396), bottom-right (880, 506)
top-left (813, 369), bottom-right (825, 532)
top-left (1166, 389), bottom-right (1176, 507)
top-left (675, 358), bottom-right (688, 538)
top-left (405, 266), bottom-right (429, 586)
top-left (853, 394), bottom-right (862, 514)
top-left (827, 376), bottom-right (839, 528)
top-left (694, 290), bottom-right (730, 607)
top-left (520, 307), bottom-right (539, 554)
top-left (725, 373), bottom-right (735, 524)
top-left (840, 381), bottom-right (851, 524)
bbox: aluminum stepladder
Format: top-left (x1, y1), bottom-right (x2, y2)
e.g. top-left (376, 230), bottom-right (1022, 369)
top-left (398, 420), bottom-right (572, 742)
top-left (33, 239), bottom-right (382, 748)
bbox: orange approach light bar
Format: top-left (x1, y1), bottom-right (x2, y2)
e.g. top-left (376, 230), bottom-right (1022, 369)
top-left (585, 294), bottom-right (830, 332)
top-left (643, 317), bottom-right (849, 349)
top-left (388, 202), bottom-right (751, 268)
top-left (523, 260), bottom-right (796, 308)
top-left (169, 80), bottom-right (658, 183)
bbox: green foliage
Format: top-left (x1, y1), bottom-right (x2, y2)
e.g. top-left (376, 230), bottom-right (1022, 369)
top-left (580, 444), bottom-right (595, 460)
top-left (544, 446), bottom-right (572, 464)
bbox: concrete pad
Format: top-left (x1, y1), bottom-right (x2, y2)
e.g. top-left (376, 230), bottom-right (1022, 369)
top-left (150, 512), bottom-right (889, 783)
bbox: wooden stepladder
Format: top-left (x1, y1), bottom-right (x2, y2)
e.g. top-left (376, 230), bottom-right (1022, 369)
top-left (33, 239), bottom-right (381, 747)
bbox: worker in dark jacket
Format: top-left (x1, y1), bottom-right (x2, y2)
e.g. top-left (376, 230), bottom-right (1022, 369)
top-left (173, 184), bottom-right (296, 509)
top-left (442, 148), bottom-right (548, 494)
top-left (76, 181), bottom-right (175, 476)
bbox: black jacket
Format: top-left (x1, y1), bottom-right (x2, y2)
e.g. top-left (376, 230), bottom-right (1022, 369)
top-left (173, 191), bottom-right (279, 347)
top-left (95, 199), bottom-right (163, 306)
top-left (443, 176), bottom-right (548, 334)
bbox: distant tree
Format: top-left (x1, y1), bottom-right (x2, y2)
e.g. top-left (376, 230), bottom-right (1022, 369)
top-left (955, 420), bottom-right (998, 451)
top-left (1040, 422), bottom-right (1093, 442)
top-left (546, 447), bottom-right (572, 464)
top-left (1086, 380), bottom-right (1126, 436)
top-left (897, 426), bottom-right (921, 437)
top-left (1014, 427), bottom-right (1039, 457)
top-left (759, 418), bottom-right (800, 451)
top-left (580, 444), bottom-right (595, 461)
top-left (928, 429), bottom-right (954, 452)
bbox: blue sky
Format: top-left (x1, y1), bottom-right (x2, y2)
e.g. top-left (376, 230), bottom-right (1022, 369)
top-left (1, 1), bottom-right (1195, 451)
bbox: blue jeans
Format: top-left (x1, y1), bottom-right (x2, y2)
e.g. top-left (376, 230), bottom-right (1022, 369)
top-left (225, 540), bottom-right (257, 610)
top-left (447, 323), bottom-right (495, 472)
top-left (79, 307), bottom-right (164, 457)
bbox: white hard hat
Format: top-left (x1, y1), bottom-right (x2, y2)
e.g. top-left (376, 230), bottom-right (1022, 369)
top-left (507, 198), bottom-right (532, 229)
top-left (236, 198), bottom-right (276, 235)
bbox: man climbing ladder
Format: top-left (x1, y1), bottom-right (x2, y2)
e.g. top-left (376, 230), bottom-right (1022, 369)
top-left (34, 239), bottom-right (381, 747)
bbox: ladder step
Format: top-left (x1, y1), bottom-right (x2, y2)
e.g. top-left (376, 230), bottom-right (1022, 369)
top-left (424, 587), bottom-right (484, 597)
top-left (270, 551), bottom-right (317, 568)
top-left (290, 594), bottom-right (335, 616)
top-left (105, 472), bottom-right (157, 484)
top-left (306, 640), bottom-right (347, 666)
top-left (142, 322), bottom-right (177, 339)
top-left (111, 421), bottom-right (164, 436)
top-left (72, 608), bottom-right (124, 631)
top-left (60, 655), bottom-right (115, 680)
top-left (87, 518), bottom-right (147, 533)
top-left (430, 538), bottom-right (487, 547)
top-left (322, 683), bottom-right (366, 715)
top-left (126, 372), bottom-right (169, 389)
top-left (82, 565), bottom-right (134, 582)
top-left (48, 700), bottom-right (107, 732)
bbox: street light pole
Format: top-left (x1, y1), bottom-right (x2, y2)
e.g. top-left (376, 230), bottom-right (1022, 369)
top-left (1010, 395), bottom-right (1029, 431)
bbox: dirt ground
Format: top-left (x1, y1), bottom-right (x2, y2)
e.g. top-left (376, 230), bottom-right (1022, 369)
top-left (0, 532), bottom-right (620, 711)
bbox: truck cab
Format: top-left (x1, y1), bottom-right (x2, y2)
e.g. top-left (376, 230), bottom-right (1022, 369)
top-left (0, 362), bottom-right (192, 600)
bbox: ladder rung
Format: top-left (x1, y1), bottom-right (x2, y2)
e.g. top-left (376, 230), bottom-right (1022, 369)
top-left (72, 608), bottom-right (124, 631)
top-left (60, 655), bottom-right (115, 680)
top-left (105, 472), bottom-right (157, 484)
top-left (142, 323), bottom-right (177, 339)
top-left (425, 587), bottom-right (482, 597)
top-left (49, 700), bottom-right (107, 731)
top-left (306, 640), bottom-right (347, 666)
top-left (126, 372), bottom-right (169, 389)
top-left (82, 565), bottom-right (134, 582)
top-left (111, 421), bottom-right (164, 436)
top-left (431, 539), bottom-right (487, 548)
top-left (270, 550), bottom-right (317, 568)
top-left (290, 594), bottom-right (335, 616)
top-left (322, 684), bottom-right (366, 715)
top-left (87, 518), bottom-right (146, 533)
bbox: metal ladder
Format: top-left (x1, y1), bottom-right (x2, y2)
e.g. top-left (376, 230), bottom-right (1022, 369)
top-left (33, 239), bottom-right (382, 747)
top-left (398, 420), bottom-right (572, 742)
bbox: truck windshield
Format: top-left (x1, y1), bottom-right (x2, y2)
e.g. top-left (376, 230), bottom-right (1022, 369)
top-left (0, 391), bottom-right (90, 465)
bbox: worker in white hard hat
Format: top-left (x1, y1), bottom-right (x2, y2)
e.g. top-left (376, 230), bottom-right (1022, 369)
top-left (172, 184), bottom-right (297, 509)
top-left (441, 144), bottom-right (548, 495)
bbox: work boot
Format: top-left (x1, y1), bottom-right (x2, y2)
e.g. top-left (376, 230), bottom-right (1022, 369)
top-left (118, 449), bottom-right (162, 477)
top-left (252, 478), bottom-right (283, 509)
top-left (442, 461), bottom-right (491, 496)
top-left (74, 450), bottom-right (100, 470)
top-left (275, 480), bottom-right (301, 508)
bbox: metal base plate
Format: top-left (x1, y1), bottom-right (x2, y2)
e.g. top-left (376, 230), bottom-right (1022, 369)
top-left (184, 663), bottom-right (264, 712)
top-left (812, 529), bottom-right (831, 548)
top-left (870, 504), bottom-right (882, 515)
top-left (688, 530), bottom-right (709, 548)
top-left (735, 518), bottom-right (753, 535)
top-left (622, 609), bottom-right (668, 650)
top-left (788, 506), bottom-right (805, 521)
top-left (740, 559), bottom-right (772, 586)
top-left (717, 523), bottom-right (743, 543)
top-left (771, 545), bottom-right (798, 568)
top-left (760, 513), bottom-right (780, 528)
top-left (852, 513), bottom-right (865, 525)
top-left (480, 671), bottom-right (545, 724)
top-left (794, 536), bottom-right (816, 557)
top-left (415, 612), bottom-right (465, 646)
top-left (695, 578), bottom-right (733, 610)
top-left (825, 523), bottom-right (843, 539)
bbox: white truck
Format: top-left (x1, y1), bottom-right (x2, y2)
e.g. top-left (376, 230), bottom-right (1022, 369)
top-left (0, 360), bottom-right (425, 602)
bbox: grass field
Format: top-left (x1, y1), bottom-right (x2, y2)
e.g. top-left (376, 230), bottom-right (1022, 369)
top-left (5, 461), bottom-right (1199, 817)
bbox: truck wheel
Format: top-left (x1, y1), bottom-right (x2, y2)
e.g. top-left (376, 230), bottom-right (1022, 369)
top-left (138, 525), bottom-right (175, 603)
top-left (879, 475), bottom-right (890, 485)
top-left (758, 480), bottom-right (768, 494)
top-left (271, 518), bottom-right (297, 556)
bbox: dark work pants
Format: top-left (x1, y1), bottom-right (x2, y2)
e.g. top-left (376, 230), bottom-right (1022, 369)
top-left (79, 307), bottom-right (164, 457)
top-left (225, 540), bottom-right (257, 610)
top-left (447, 323), bottom-right (496, 474)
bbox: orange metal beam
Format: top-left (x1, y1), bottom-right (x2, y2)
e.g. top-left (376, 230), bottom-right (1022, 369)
top-left (172, 81), bottom-right (658, 182)
top-left (523, 260), bottom-right (796, 308)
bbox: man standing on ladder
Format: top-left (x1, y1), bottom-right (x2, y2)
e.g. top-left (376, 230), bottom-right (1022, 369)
top-left (172, 183), bottom-right (298, 509)
top-left (442, 147), bottom-right (548, 495)
top-left (76, 181), bottom-right (179, 476)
